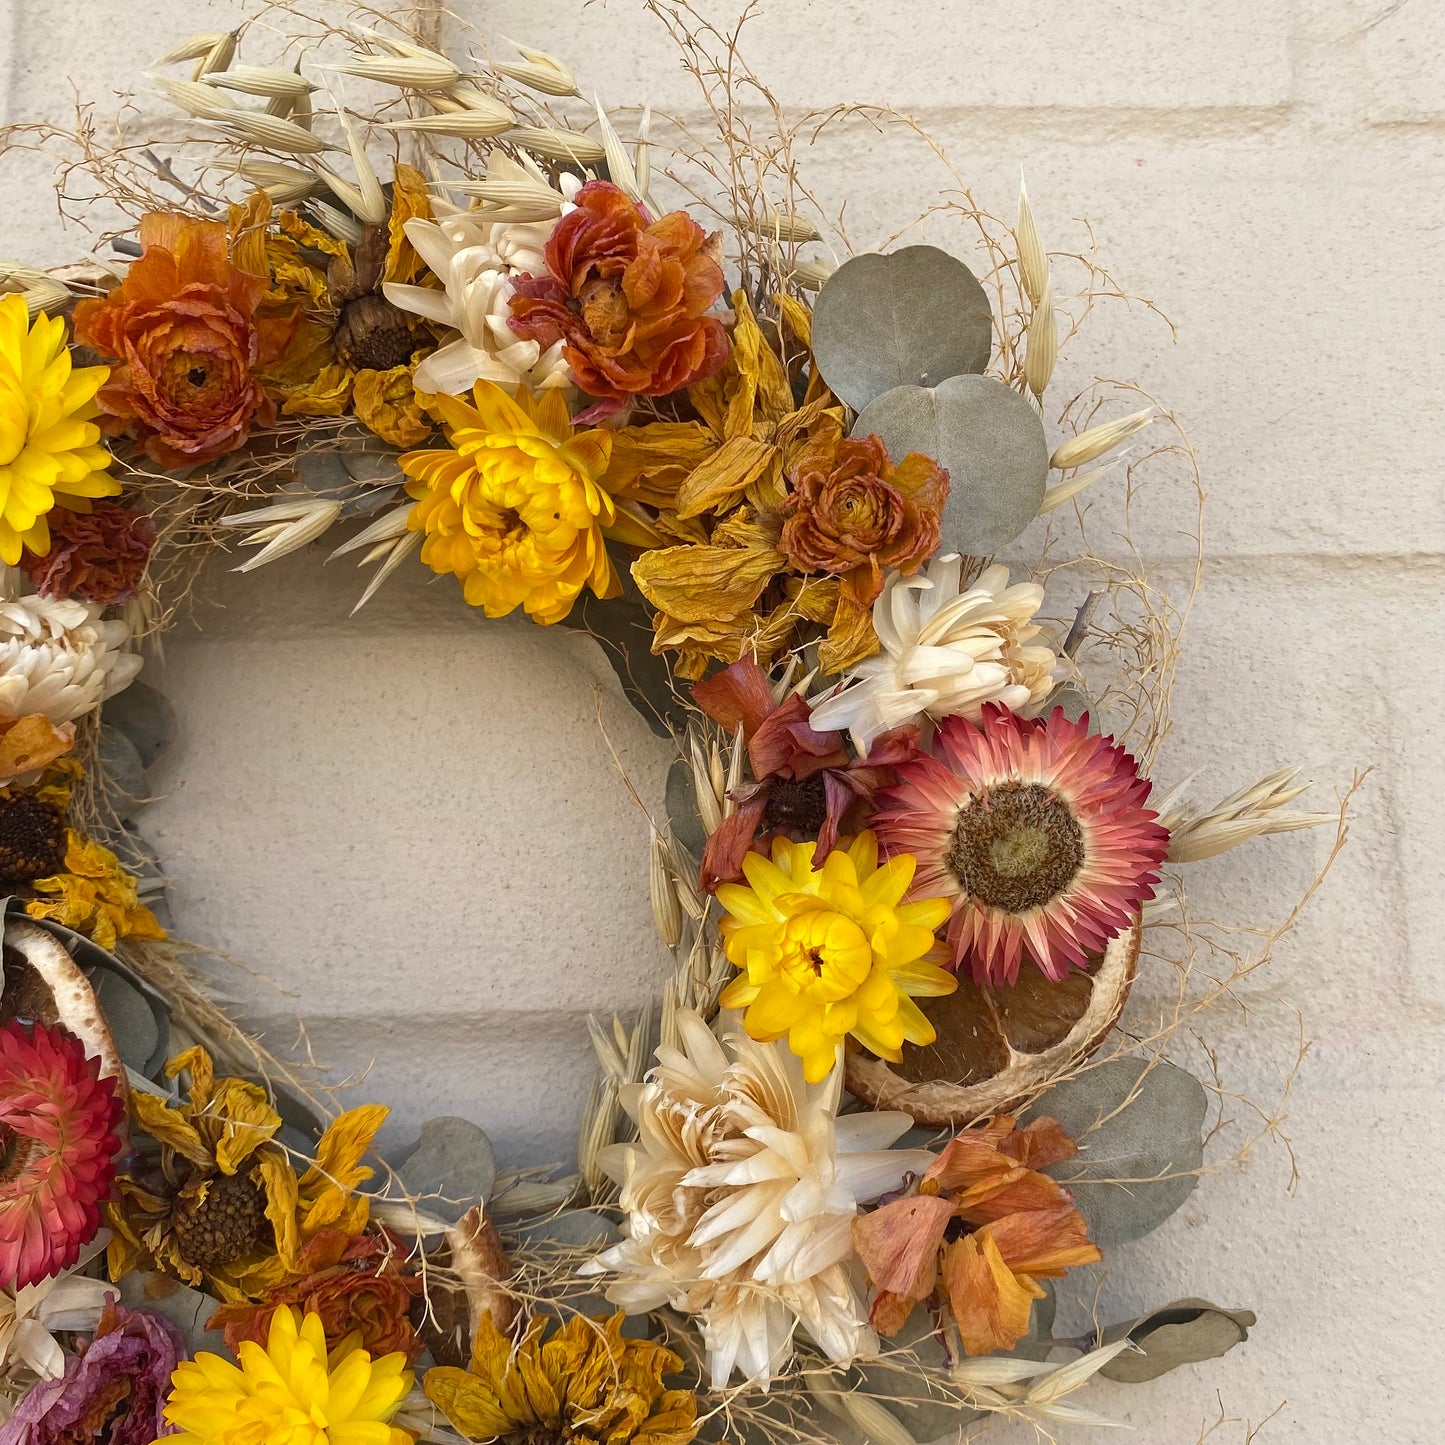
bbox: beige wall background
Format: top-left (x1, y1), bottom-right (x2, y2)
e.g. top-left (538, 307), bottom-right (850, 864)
top-left (3, 1), bottom-right (1442, 1440)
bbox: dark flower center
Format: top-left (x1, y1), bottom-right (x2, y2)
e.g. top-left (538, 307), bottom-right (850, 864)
top-left (171, 1168), bottom-right (269, 1270)
top-left (0, 792), bottom-right (68, 884)
top-left (763, 774), bottom-right (830, 836)
top-left (335, 293), bottom-right (420, 372)
top-left (946, 782), bottom-right (1084, 914)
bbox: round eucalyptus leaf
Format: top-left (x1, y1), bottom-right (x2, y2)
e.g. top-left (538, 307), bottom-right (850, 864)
top-left (1025, 1057), bottom-right (1207, 1247)
top-left (1044, 682), bottom-right (1093, 727)
top-left (854, 376), bottom-right (1048, 556)
top-left (392, 1116), bottom-right (497, 1222)
top-left (114, 1273), bottom-right (227, 1354)
top-left (102, 681), bottom-right (177, 770)
top-left (812, 246), bottom-right (992, 411)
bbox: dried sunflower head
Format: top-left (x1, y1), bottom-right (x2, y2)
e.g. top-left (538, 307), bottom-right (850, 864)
top-left (106, 1045), bottom-right (388, 1303)
top-left (424, 1311), bottom-right (698, 1445)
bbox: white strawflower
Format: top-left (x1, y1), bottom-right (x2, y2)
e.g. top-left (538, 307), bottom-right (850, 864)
top-left (809, 556), bottom-right (1059, 753)
top-left (0, 596), bottom-right (142, 724)
top-left (583, 1010), bottom-right (930, 1390)
top-left (382, 182), bottom-right (579, 398)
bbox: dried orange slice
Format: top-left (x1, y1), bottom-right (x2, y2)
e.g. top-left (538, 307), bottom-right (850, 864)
top-left (1, 917), bottom-right (125, 1088)
top-left (846, 918), bottom-right (1140, 1127)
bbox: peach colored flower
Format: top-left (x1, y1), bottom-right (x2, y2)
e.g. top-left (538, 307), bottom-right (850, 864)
top-left (852, 1114), bottom-right (1100, 1355)
top-left (73, 212), bottom-right (296, 467)
top-left (508, 181), bottom-right (729, 419)
top-left (780, 430), bottom-right (948, 610)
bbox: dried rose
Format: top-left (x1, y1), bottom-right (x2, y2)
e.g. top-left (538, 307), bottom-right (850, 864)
top-left (690, 655), bottom-right (918, 890)
top-left (0, 1300), bottom-right (186, 1444)
top-left (72, 212), bottom-right (297, 468)
top-left (780, 431), bottom-right (948, 608)
top-left (206, 1232), bottom-right (421, 1362)
top-left (509, 180), bottom-right (729, 419)
top-left (20, 502), bottom-right (155, 605)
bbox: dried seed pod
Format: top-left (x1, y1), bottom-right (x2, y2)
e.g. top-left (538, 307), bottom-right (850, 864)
top-left (194, 30), bottom-right (237, 79)
top-left (1038, 460), bottom-right (1118, 513)
top-left (1016, 172), bottom-right (1049, 307)
top-left (0, 262), bottom-right (71, 318)
top-left (309, 201), bottom-right (364, 248)
top-left (203, 65), bottom-right (315, 99)
top-left (740, 210), bottom-right (821, 244)
top-left (1023, 283), bottom-right (1058, 398)
top-left (504, 125), bottom-right (607, 165)
top-left (153, 31), bottom-right (231, 66)
top-left (593, 97), bottom-right (644, 205)
top-left (1049, 406), bottom-right (1154, 470)
top-left (332, 55), bottom-right (461, 91)
top-left (212, 111), bottom-right (333, 155)
top-left (153, 76), bottom-right (237, 122)
top-left (388, 107), bottom-right (514, 140)
top-left (490, 44), bottom-right (578, 97)
top-left (649, 828), bottom-right (684, 948)
top-left (790, 257), bottom-right (835, 291)
top-left (236, 159), bottom-right (318, 205)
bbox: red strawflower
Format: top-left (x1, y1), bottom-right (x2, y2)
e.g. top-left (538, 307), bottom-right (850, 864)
top-left (691, 655), bottom-right (919, 891)
top-left (873, 705), bottom-right (1169, 984)
top-left (20, 501), bottom-right (156, 605)
top-left (508, 180), bottom-right (729, 420)
top-left (0, 1021), bottom-right (124, 1290)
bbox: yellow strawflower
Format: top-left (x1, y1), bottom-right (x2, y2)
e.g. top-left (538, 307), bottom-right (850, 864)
top-left (0, 292), bottom-right (119, 565)
top-left (717, 830), bottom-right (957, 1082)
top-left (162, 1306), bottom-right (413, 1445)
top-left (400, 380), bottom-right (624, 624)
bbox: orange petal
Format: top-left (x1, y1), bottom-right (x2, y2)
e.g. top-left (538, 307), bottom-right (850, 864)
top-left (852, 1194), bottom-right (955, 1328)
top-left (0, 714), bottom-right (76, 785)
top-left (942, 1231), bottom-right (1045, 1357)
top-left (982, 1204), bottom-right (1101, 1278)
top-left (998, 1115), bottom-right (1080, 1171)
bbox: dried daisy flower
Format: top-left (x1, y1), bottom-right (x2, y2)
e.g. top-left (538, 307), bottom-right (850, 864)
top-left (425, 1311), bottom-right (696, 1445)
top-left (874, 706), bottom-right (1169, 984)
top-left (583, 1009), bottom-right (933, 1388)
top-left (382, 177), bottom-right (578, 396)
top-left (162, 1306), bottom-right (412, 1444)
top-left (0, 595), bottom-right (141, 725)
top-left (809, 557), bottom-right (1060, 754)
top-left (0, 295), bottom-right (119, 567)
top-left (106, 1046), bottom-right (387, 1304)
top-left (0, 1021), bottom-right (123, 1291)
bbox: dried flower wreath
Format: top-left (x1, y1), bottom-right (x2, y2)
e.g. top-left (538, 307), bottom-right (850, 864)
top-left (0, 5), bottom-right (1355, 1443)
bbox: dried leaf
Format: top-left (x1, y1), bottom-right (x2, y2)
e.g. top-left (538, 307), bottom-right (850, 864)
top-left (1097, 1299), bottom-right (1256, 1383)
top-left (811, 246), bottom-right (992, 411)
top-left (631, 544), bottom-right (784, 623)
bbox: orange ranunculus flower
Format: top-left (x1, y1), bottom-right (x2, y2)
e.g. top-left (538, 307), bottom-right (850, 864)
top-left (207, 1233), bottom-right (422, 1362)
top-left (72, 212), bottom-right (297, 468)
top-left (779, 430), bottom-right (948, 609)
top-left (852, 1115), bottom-right (1101, 1356)
top-left (508, 180), bottom-right (729, 420)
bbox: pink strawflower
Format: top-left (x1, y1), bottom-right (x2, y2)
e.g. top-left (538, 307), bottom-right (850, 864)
top-left (0, 1022), bottom-right (123, 1290)
top-left (873, 705), bottom-right (1169, 984)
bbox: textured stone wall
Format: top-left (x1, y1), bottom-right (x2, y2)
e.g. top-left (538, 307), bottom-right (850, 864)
top-left (2, 3), bottom-right (1441, 1440)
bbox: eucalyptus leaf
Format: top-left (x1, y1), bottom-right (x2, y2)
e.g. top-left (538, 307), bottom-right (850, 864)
top-left (98, 724), bottom-right (149, 819)
top-left (812, 246), bottom-right (992, 410)
top-left (1097, 1298), bottom-right (1256, 1383)
top-left (1026, 1057), bottom-right (1207, 1247)
top-left (665, 757), bottom-right (708, 859)
top-left (392, 1116), bottom-right (497, 1222)
top-left (86, 962), bottom-right (167, 1076)
top-left (561, 584), bottom-right (684, 740)
top-left (854, 375), bottom-right (1048, 556)
top-left (515, 1209), bottom-right (621, 1251)
top-left (1044, 682), bottom-right (1093, 727)
top-left (114, 1272), bottom-right (227, 1354)
top-left (102, 681), bottom-right (176, 770)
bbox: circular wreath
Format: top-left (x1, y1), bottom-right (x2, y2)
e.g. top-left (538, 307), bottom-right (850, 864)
top-left (0, 9), bottom-right (1351, 1444)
